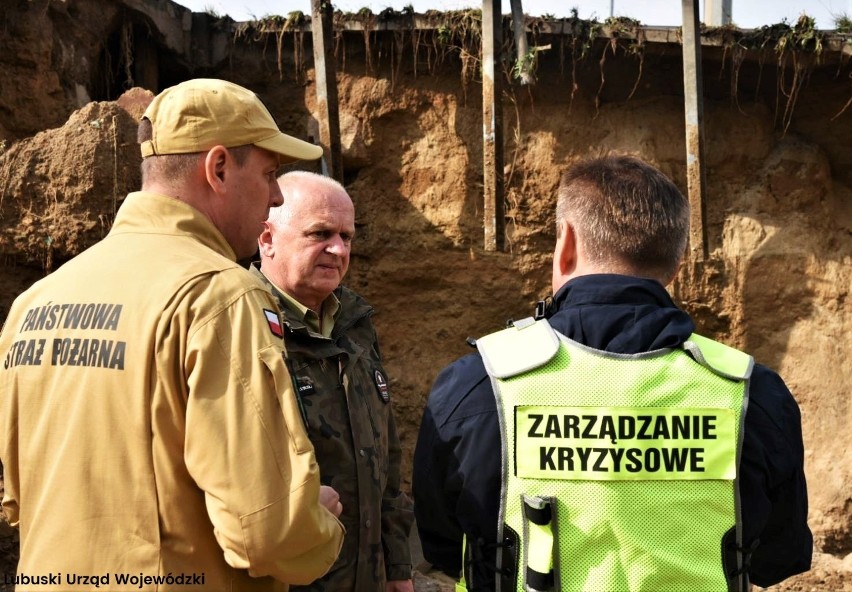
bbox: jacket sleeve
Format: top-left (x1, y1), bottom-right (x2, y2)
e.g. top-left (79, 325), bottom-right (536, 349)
top-left (0, 314), bottom-right (20, 529)
top-left (183, 284), bottom-right (343, 584)
top-left (412, 353), bottom-right (502, 577)
top-left (366, 323), bottom-right (414, 582)
top-left (740, 364), bottom-right (812, 586)
top-left (412, 401), bottom-right (463, 576)
top-left (381, 407), bottom-right (415, 582)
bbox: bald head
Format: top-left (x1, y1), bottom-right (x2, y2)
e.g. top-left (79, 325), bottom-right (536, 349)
top-left (265, 171), bottom-right (347, 224)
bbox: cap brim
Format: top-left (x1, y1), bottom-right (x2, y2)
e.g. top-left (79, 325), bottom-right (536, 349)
top-left (255, 132), bottom-right (324, 164)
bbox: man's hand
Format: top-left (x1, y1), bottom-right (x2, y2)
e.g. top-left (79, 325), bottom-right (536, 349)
top-left (386, 579), bottom-right (414, 592)
top-left (319, 485), bottom-right (342, 517)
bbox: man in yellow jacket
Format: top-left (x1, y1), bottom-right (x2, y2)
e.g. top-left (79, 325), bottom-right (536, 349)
top-left (0, 79), bottom-right (344, 591)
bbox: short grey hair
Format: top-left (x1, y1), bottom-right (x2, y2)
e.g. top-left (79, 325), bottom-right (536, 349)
top-left (556, 155), bottom-right (690, 281)
top-left (137, 118), bottom-right (252, 185)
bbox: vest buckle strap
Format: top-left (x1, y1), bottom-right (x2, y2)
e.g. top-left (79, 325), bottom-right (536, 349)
top-left (722, 527), bottom-right (760, 592)
top-left (525, 566), bottom-right (554, 591)
top-left (521, 495), bottom-right (557, 591)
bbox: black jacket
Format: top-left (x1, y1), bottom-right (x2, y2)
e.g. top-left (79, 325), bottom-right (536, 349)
top-left (413, 274), bottom-right (811, 589)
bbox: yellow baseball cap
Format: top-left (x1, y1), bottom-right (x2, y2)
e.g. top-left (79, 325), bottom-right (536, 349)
top-left (140, 78), bottom-right (322, 164)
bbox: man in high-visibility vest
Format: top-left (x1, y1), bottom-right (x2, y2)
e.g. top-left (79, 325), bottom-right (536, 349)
top-left (413, 155), bottom-right (811, 591)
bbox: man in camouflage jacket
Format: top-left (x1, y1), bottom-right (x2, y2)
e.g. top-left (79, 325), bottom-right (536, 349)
top-left (251, 171), bottom-right (414, 592)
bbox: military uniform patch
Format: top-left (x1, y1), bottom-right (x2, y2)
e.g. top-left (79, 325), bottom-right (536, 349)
top-left (374, 369), bottom-right (390, 403)
top-left (296, 375), bottom-right (315, 396)
top-left (264, 309), bottom-right (283, 338)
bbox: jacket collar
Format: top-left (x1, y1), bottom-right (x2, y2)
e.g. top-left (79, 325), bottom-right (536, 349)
top-left (248, 264), bottom-right (374, 338)
top-left (552, 274), bottom-right (680, 309)
top-left (109, 191), bottom-right (238, 261)
top-left (547, 274), bottom-right (695, 353)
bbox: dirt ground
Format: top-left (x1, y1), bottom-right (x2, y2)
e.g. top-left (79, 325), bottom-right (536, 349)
top-left (0, 1), bottom-right (850, 589)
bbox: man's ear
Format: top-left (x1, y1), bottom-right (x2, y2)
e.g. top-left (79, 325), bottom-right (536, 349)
top-left (204, 145), bottom-right (229, 191)
top-left (257, 221), bottom-right (274, 258)
top-left (552, 220), bottom-right (578, 292)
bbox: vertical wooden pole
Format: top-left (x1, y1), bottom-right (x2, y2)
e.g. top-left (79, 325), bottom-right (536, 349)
top-left (681, 0), bottom-right (708, 260)
top-left (311, 0), bottom-right (343, 182)
top-left (509, 0), bottom-right (532, 85)
top-left (482, 0), bottom-right (505, 251)
top-left (705, 0), bottom-right (732, 26)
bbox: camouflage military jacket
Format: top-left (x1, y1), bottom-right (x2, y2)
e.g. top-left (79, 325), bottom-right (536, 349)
top-left (252, 267), bottom-right (414, 590)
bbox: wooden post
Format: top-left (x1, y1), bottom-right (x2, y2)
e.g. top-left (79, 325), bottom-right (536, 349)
top-left (510, 0), bottom-right (533, 85)
top-left (705, 0), bottom-right (732, 26)
top-left (681, 0), bottom-right (708, 260)
top-left (482, 0), bottom-right (505, 251)
top-left (311, 0), bottom-right (343, 182)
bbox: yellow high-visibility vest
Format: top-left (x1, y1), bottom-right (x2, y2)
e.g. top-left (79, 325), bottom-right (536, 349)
top-left (470, 318), bottom-right (751, 592)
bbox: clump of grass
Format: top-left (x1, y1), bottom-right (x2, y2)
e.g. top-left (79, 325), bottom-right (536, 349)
top-left (284, 11), bottom-right (305, 29)
top-left (202, 4), bottom-right (221, 19)
top-left (835, 13), bottom-right (851, 35)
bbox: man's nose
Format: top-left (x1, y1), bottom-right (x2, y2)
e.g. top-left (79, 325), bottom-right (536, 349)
top-left (269, 184), bottom-right (284, 208)
top-left (325, 235), bottom-right (347, 254)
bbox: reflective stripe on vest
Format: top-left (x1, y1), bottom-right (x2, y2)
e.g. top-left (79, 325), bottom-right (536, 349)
top-left (477, 318), bottom-right (751, 592)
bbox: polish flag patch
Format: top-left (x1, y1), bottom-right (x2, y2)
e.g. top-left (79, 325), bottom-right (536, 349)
top-left (264, 309), bottom-right (283, 338)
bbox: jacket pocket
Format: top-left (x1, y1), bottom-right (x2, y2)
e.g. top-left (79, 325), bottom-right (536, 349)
top-left (258, 345), bottom-right (313, 455)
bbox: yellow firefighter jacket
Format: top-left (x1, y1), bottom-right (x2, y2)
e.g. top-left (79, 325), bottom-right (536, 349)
top-left (0, 191), bottom-right (343, 591)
